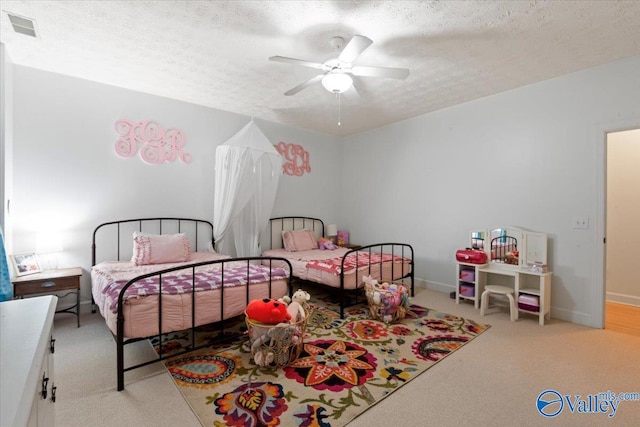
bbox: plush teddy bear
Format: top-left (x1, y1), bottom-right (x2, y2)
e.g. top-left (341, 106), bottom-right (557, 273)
top-left (317, 237), bottom-right (338, 250)
top-left (287, 289), bottom-right (311, 321)
top-left (246, 298), bottom-right (292, 324)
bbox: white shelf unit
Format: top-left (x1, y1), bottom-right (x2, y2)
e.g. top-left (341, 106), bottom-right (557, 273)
top-left (455, 262), bottom-right (487, 309)
top-left (478, 266), bottom-right (552, 325)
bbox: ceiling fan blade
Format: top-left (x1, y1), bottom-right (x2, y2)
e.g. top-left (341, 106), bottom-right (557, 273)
top-left (269, 56), bottom-right (326, 70)
top-left (351, 65), bottom-right (410, 79)
top-left (284, 74), bottom-right (324, 96)
top-left (338, 35), bottom-right (373, 63)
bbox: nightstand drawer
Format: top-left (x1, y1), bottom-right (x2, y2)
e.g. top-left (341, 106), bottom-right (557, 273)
top-left (14, 276), bottom-right (79, 297)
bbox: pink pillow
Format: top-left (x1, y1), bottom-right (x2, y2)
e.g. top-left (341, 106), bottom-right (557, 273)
top-left (282, 229), bottom-right (318, 252)
top-left (132, 232), bottom-right (190, 265)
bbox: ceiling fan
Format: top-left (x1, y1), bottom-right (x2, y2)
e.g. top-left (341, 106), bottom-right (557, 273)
top-left (269, 35), bottom-right (410, 96)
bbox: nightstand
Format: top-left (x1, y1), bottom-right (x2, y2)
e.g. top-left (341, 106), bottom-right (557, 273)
top-left (340, 244), bottom-right (362, 250)
top-left (12, 267), bottom-right (82, 327)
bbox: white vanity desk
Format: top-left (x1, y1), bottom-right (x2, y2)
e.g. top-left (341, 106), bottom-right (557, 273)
top-left (478, 265), bottom-right (552, 325)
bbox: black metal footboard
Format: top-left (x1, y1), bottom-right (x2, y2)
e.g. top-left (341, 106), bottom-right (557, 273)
top-left (338, 243), bottom-right (414, 318)
top-left (266, 217), bottom-right (414, 319)
top-left (114, 256), bottom-right (293, 391)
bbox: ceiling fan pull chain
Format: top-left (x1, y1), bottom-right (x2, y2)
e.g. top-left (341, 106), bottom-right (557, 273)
top-left (337, 93), bottom-right (342, 126)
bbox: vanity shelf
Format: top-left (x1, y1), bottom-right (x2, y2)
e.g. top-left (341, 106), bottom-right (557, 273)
top-left (477, 266), bottom-right (552, 325)
top-left (455, 261), bottom-right (487, 309)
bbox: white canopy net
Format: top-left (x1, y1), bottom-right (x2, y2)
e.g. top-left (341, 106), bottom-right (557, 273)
top-left (213, 121), bottom-right (282, 257)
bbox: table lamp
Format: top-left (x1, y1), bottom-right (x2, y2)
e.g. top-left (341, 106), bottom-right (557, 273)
top-left (36, 232), bottom-right (63, 270)
top-left (326, 224), bottom-right (338, 243)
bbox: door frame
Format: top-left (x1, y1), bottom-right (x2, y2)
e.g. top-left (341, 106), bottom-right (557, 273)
top-left (595, 120), bottom-right (640, 329)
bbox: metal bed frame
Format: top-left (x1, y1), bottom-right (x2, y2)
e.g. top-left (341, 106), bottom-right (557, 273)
top-left (490, 235), bottom-right (518, 265)
top-left (267, 216), bottom-right (414, 318)
top-left (92, 218), bottom-right (293, 391)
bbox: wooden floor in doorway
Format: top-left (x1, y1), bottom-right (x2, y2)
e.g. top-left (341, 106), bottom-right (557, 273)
top-left (606, 301), bottom-right (640, 338)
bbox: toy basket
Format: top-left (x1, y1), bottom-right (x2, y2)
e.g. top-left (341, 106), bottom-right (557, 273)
top-left (245, 306), bottom-right (310, 368)
top-left (364, 280), bottom-right (410, 323)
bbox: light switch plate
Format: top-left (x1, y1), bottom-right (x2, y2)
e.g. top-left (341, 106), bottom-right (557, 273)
top-left (572, 216), bottom-right (589, 229)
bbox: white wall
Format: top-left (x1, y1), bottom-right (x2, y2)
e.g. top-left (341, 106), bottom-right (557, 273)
top-left (1, 43), bottom-right (14, 251)
top-left (606, 128), bottom-right (640, 306)
top-left (342, 56), bottom-right (640, 327)
top-left (10, 66), bottom-right (342, 301)
top-left (9, 57), bottom-right (640, 328)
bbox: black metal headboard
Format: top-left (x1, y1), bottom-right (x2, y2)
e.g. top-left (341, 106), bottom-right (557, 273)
top-left (490, 235), bottom-right (518, 264)
top-left (92, 217), bottom-right (214, 266)
top-left (267, 217), bottom-right (325, 250)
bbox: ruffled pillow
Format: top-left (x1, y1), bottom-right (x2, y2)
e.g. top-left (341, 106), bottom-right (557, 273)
top-left (132, 232), bottom-right (190, 265)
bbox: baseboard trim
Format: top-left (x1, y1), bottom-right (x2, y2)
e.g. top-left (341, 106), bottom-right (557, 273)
top-left (418, 278), bottom-right (598, 328)
top-left (606, 292), bottom-right (640, 307)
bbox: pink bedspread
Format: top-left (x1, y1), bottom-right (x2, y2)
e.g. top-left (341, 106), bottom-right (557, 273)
top-left (103, 265), bottom-right (289, 313)
top-left (305, 252), bottom-right (408, 275)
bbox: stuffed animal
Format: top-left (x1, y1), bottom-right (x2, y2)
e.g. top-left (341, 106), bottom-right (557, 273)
top-left (287, 289), bottom-right (311, 321)
top-left (317, 237), bottom-right (338, 250)
top-left (246, 298), bottom-right (291, 324)
top-left (250, 322), bottom-right (295, 367)
top-left (278, 295), bottom-right (292, 305)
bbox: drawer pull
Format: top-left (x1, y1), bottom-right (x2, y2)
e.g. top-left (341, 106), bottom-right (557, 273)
top-left (41, 374), bottom-right (49, 399)
top-left (51, 384), bottom-right (57, 402)
top-left (41, 281), bottom-right (56, 288)
top-left (50, 337), bottom-right (56, 354)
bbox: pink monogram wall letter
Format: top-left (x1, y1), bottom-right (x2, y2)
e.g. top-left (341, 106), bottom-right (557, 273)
top-left (275, 142), bottom-right (311, 176)
top-left (114, 120), bottom-right (192, 165)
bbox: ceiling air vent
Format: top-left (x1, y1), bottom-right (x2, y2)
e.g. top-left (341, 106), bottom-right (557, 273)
top-left (5, 12), bottom-right (37, 37)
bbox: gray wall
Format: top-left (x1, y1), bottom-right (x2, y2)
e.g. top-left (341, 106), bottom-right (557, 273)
top-left (8, 56), bottom-right (640, 328)
top-left (341, 56), bottom-right (640, 327)
top-left (10, 66), bottom-right (342, 301)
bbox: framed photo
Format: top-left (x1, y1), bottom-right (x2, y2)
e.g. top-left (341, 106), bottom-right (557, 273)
top-left (11, 252), bottom-right (41, 276)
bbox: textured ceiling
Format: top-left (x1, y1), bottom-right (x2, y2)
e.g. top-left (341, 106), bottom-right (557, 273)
top-left (1, 1), bottom-right (640, 136)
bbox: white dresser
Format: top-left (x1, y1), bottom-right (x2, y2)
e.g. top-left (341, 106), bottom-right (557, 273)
top-left (1, 295), bottom-right (57, 427)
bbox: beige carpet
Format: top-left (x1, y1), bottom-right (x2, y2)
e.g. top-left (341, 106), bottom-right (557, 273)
top-left (52, 287), bottom-right (640, 426)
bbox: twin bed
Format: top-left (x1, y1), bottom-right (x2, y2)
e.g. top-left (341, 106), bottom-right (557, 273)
top-left (91, 218), bottom-right (292, 390)
top-left (91, 216), bottom-right (414, 390)
top-left (262, 216), bottom-right (414, 317)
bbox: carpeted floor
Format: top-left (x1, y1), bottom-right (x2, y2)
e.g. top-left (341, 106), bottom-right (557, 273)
top-left (154, 289), bottom-right (489, 426)
top-left (51, 286), bottom-right (640, 426)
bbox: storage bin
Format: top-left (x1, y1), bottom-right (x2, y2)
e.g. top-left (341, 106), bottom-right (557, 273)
top-left (518, 302), bottom-right (539, 312)
top-left (245, 309), bottom-right (309, 368)
top-left (364, 279), bottom-right (410, 323)
top-left (518, 294), bottom-right (539, 306)
top-left (460, 284), bottom-right (475, 297)
top-left (459, 269), bottom-right (475, 282)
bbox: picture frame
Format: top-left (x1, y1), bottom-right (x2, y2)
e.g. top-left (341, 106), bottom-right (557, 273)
top-left (11, 252), bottom-right (41, 276)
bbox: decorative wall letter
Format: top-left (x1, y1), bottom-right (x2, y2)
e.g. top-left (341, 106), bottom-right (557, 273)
top-left (275, 142), bottom-right (311, 176)
top-left (114, 120), bottom-right (192, 165)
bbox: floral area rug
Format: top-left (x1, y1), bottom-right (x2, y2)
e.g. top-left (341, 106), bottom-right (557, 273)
top-left (153, 291), bottom-right (489, 427)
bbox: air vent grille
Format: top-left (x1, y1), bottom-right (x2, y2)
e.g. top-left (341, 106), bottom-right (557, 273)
top-left (6, 12), bottom-right (37, 37)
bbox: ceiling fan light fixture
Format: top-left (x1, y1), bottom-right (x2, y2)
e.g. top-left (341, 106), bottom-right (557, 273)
top-left (321, 73), bottom-right (352, 93)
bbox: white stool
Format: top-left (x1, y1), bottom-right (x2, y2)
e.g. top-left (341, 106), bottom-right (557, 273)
top-left (480, 285), bottom-right (516, 322)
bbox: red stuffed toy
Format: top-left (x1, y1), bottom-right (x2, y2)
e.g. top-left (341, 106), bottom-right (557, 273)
top-left (246, 298), bottom-right (292, 324)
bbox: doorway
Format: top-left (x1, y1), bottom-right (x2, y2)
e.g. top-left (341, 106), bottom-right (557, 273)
top-left (605, 128), bottom-right (640, 336)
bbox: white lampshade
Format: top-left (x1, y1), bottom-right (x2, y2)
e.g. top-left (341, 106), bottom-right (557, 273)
top-left (36, 232), bottom-right (64, 254)
top-left (36, 232), bottom-right (64, 270)
top-left (326, 224), bottom-right (338, 237)
top-left (321, 73), bottom-right (352, 93)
